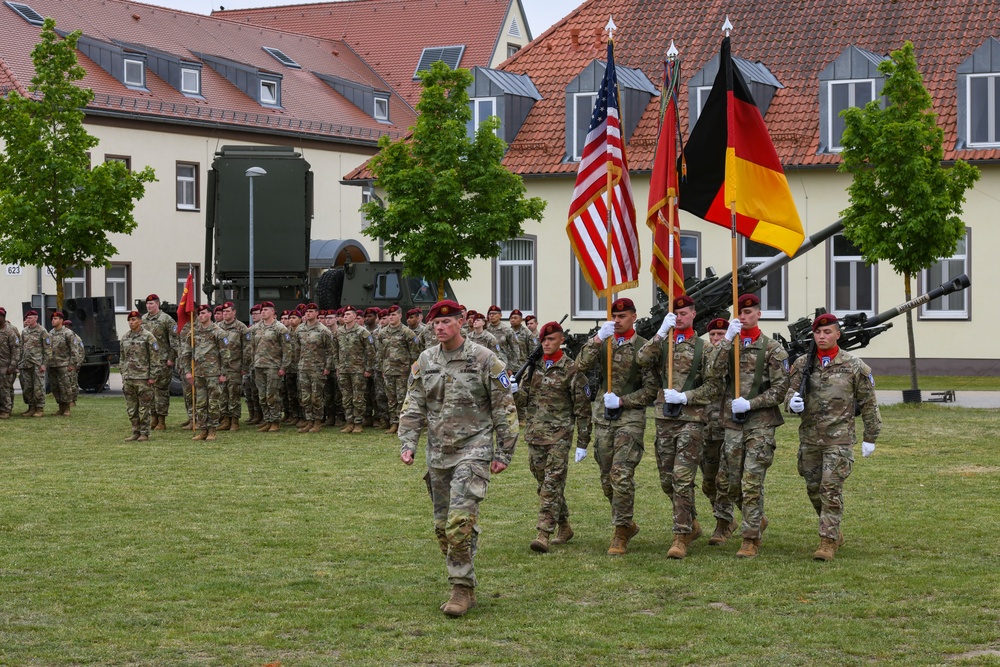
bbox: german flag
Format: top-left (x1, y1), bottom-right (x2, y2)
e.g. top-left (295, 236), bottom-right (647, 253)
top-left (679, 37), bottom-right (803, 256)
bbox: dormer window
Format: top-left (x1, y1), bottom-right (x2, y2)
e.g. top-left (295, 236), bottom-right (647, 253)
top-left (260, 79), bottom-right (279, 105)
top-left (688, 55), bottom-right (783, 126)
top-left (374, 95), bottom-right (389, 121)
top-left (123, 58), bottom-right (144, 88)
top-left (469, 97), bottom-right (497, 136)
top-left (827, 79), bottom-right (875, 150)
top-left (572, 92), bottom-right (597, 160)
top-left (818, 46), bottom-right (888, 153)
top-left (958, 38), bottom-right (1000, 149)
top-left (465, 67), bottom-right (540, 145)
top-left (181, 67), bottom-right (200, 95)
top-left (196, 52), bottom-right (283, 109)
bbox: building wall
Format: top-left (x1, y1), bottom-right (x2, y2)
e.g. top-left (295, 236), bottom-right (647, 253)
top-left (489, 1), bottom-right (531, 67)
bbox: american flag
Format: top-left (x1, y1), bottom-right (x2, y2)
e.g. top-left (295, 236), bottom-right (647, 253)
top-left (566, 39), bottom-right (640, 297)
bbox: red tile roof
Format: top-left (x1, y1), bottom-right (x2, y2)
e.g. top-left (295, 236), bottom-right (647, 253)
top-left (217, 0), bottom-right (519, 109)
top-left (0, 0), bottom-right (417, 145)
top-left (495, 0), bottom-right (1000, 175)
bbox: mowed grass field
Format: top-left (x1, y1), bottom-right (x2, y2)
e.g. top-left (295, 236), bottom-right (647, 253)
top-left (1, 396), bottom-right (999, 666)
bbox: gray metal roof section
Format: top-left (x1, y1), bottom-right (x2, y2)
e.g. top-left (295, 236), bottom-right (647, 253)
top-left (310, 239), bottom-right (370, 269)
top-left (475, 67), bottom-right (541, 100)
top-left (592, 61), bottom-right (658, 95)
top-left (852, 46), bottom-right (890, 69)
top-left (733, 57), bottom-right (784, 89)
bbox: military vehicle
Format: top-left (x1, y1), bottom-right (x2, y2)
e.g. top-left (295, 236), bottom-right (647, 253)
top-left (314, 260), bottom-right (456, 312)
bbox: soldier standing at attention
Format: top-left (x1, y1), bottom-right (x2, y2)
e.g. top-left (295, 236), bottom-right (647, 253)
top-left (18, 309), bottom-right (49, 417)
top-left (218, 301), bottom-right (251, 431)
top-left (406, 308), bottom-right (425, 336)
top-left (524, 315), bottom-right (539, 350)
top-left (251, 301), bottom-right (290, 432)
top-left (321, 310), bottom-right (345, 427)
top-left (141, 294), bottom-right (179, 431)
top-left (703, 317), bottom-right (738, 546)
top-left (180, 304), bottom-right (232, 441)
top-left (48, 311), bottom-right (78, 417)
top-left (485, 305), bottom-right (517, 369)
top-left (576, 297), bottom-right (659, 555)
top-left (714, 293), bottom-right (789, 559)
top-left (213, 305), bottom-right (224, 324)
top-left (637, 296), bottom-right (722, 559)
top-left (120, 310), bottom-right (158, 441)
top-left (336, 305), bottom-right (374, 434)
top-left (0, 308), bottom-right (21, 419)
top-left (468, 312), bottom-right (501, 355)
top-left (244, 304), bottom-right (264, 425)
top-left (508, 309), bottom-right (532, 421)
top-left (512, 321), bottom-right (591, 553)
top-left (377, 304), bottom-right (420, 434)
top-left (283, 309), bottom-right (303, 425)
top-left (786, 313), bottom-right (881, 561)
top-left (62, 319), bottom-right (86, 408)
top-left (398, 299), bottom-right (518, 617)
top-left (296, 303), bottom-right (335, 433)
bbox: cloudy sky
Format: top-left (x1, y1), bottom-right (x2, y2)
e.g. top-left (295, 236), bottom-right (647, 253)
top-left (148, 0), bottom-right (580, 39)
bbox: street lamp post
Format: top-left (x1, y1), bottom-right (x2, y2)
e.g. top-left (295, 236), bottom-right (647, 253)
top-left (245, 167), bottom-right (266, 318)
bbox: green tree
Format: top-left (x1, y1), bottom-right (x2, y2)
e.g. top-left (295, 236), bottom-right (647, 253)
top-left (361, 61), bottom-right (546, 300)
top-left (839, 41), bottom-right (979, 393)
top-left (0, 19), bottom-right (156, 308)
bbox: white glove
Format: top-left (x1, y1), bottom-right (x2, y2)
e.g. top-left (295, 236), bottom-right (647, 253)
top-left (731, 396), bottom-right (751, 413)
top-left (862, 441), bottom-right (875, 457)
top-left (788, 392), bottom-right (805, 413)
top-left (597, 321), bottom-right (616, 341)
top-left (725, 318), bottom-right (743, 342)
top-left (657, 312), bottom-right (677, 338)
top-left (603, 392), bottom-right (621, 409)
top-left (663, 388), bottom-right (687, 405)
top-left (575, 447), bottom-right (588, 463)
top-left (509, 380), bottom-right (519, 394)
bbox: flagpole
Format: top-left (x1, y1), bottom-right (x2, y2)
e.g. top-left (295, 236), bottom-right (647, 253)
top-left (722, 17), bottom-right (743, 413)
top-left (665, 50), bottom-right (678, 393)
top-left (604, 23), bottom-right (617, 397)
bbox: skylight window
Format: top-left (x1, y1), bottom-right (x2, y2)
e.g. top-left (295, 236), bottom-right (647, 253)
top-left (260, 79), bottom-right (279, 105)
top-left (123, 58), bottom-right (144, 88)
top-left (181, 67), bottom-right (200, 95)
top-left (262, 47), bottom-right (301, 69)
top-left (413, 45), bottom-right (465, 79)
top-left (5, 1), bottom-right (44, 25)
top-left (374, 96), bottom-right (389, 121)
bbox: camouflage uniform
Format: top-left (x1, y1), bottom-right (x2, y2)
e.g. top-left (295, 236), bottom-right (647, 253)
top-left (509, 323), bottom-right (534, 420)
top-left (244, 321), bottom-right (262, 418)
top-left (486, 321), bottom-right (518, 369)
top-left (0, 321), bottom-right (21, 416)
top-left (714, 334), bottom-right (789, 540)
top-left (219, 318), bottom-right (252, 422)
top-left (637, 332), bottom-right (722, 536)
top-left (377, 323), bottom-right (420, 426)
top-left (47, 326), bottom-right (78, 408)
top-left (336, 325), bottom-right (375, 425)
top-left (18, 323), bottom-right (50, 410)
top-left (322, 328), bottom-right (345, 424)
top-left (141, 310), bottom-right (179, 419)
top-left (577, 334), bottom-right (659, 527)
top-left (283, 323), bottom-right (301, 421)
top-left (179, 321), bottom-right (232, 429)
top-left (66, 328), bottom-right (86, 404)
top-left (251, 320), bottom-right (291, 423)
top-left (417, 325), bottom-right (438, 351)
top-left (120, 326), bottom-right (159, 437)
top-left (521, 352), bottom-right (592, 535)
top-left (701, 344), bottom-right (731, 522)
top-left (468, 329), bottom-right (502, 357)
top-left (398, 338), bottom-right (519, 589)
top-left (296, 321), bottom-right (336, 422)
top-left (786, 349), bottom-right (881, 541)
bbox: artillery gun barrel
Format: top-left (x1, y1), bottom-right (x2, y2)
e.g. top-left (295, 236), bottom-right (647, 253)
top-left (748, 218), bottom-right (845, 281)
top-left (864, 274), bottom-right (971, 328)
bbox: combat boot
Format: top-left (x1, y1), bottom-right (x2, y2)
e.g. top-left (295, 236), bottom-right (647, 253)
top-left (137, 434), bottom-right (149, 442)
top-left (124, 433), bottom-right (140, 441)
top-left (125, 420), bottom-right (140, 441)
top-left (667, 533), bottom-right (690, 559)
top-left (735, 538), bottom-right (760, 559)
top-left (20, 406), bottom-right (36, 417)
top-left (530, 531), bottom-right (551, 553)
top-left (441, 585), bottom-right (477, 617)
top-left (32, 408), bottom-right (44, 417)
top-left (341, 423), bottom-right (355, 434)
top-left (178, 416), bottom-right (192, 428)
top-left (308, 420), bottom-right (322, 433)
top-left (154, 415), bottom-right (167, 431)
top-left (690, 519), bottom-right (703, 542)
top-left (268, 422), bottom-right (280, 432)
top-left (245, 410), bottom-right (259, 425)
top-left (0, 412), bottom-right (9, 419)
top-left (813, 537), bottom-right (837, 561)
top-left (192, 428), bottom-right (208, 441)
top-left (708, 518), bottom-right (737, 546)
top-left (362, 416), bottom-right (373, 427)
top-left (607, 523), bottom-right (638, 556)
top-left (297, 420), bottom-right (313, 433)
top-left (55, 403), bottom-right (66, 416)
top-left (257, 421), bottom-right (271, 432)
top-left (386, 423), bottom-right (398, 435)
top-left (351, 423), bottom-right (364, 434)
top-left (230, 418), bottom-right (240, 432)
top-left (60, 403), bottom-right (71, 416)
top-left (551, 522), bottom-right (574, 545)
top-left (218, 416), bottom-right (231, 431)
top-left (205, 428), bottom-right (217, 442)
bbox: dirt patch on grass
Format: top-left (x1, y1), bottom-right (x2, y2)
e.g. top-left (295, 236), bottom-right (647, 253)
top-left (945, 465), bottom-right (1000, 476)
top-left (947, 647), bottom-right (1000, 660)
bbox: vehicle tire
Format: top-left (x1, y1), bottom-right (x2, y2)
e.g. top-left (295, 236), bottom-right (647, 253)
top-left (316, 267), bottom-right (344, 310)
top-left (78, 363), bottom-right (111, 393)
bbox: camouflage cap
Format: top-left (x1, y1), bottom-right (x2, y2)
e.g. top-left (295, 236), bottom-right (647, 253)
top-left (426, 299), bottom-right (462, 321)
top-left (812, 313), bottom-right (840, 331)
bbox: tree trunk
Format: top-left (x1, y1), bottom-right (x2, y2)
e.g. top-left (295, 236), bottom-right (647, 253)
top-left (54, 267), bottom-right (65, 310)
top-left (904, 271), bottom-right (919, 392)
top-left (437, 278), bottom-right (445, 302)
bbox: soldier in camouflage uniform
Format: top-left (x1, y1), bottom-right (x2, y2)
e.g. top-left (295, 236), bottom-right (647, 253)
top-left (141, 294), bottom-right (179, 430)
top-left (508, 309), bottom-right (533, 421)
top-left (485, 305), bottom-right (518, 369)
top-left (406, 308), bottom-right (425, 338)
top-left (512, 321), bottom-right (591, 553)
top-left (362, 308), bottom-right (382, 427)
top-left (244, 304), bottom-right (264, 425)
top-left (296, 303), bottom-right (335, 433)
top-left (62, 320), bottom-right (86, 406)
top-left (703, 317), bottom-right (737, 545)
top-left (637, 296), bottom-right (723, 559)
top-left (524, 315), bottom-right (539, 350)
top-left (468, 313), bottom-right (502, 356)
top-left (282, 309), bottom-right (303, 425)
top-left (713, 294), bottom-right (789, 559)
top-left (251, 301), bottom-right (291, 432)
top-left (376, 304), bottom-right (420, 434)
top-left (218, 301), bottom-right (251, 431)
top-left (576, 297), bottom-right (659, 555)
top-left (180, 304), bottom-right (232, 441)
top-left (322, 310), bottom-right (346, 427)
top-left (47, 311), bottom-right (79, 416)
top-left (120, 310), bottom-right (159, 441)
top-left (336, 305), bottom-right (375, 433)
top-left (0, 308), bottom-right (21, 419)
top-left (785, 313), bottom-right (882, 561)
top-left (398, 299), bottom-right (519, 617)
top-left (18, 310), bottom-right (50, 417)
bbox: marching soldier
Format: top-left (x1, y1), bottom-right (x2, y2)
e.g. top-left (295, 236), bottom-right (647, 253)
top-left (120, 310), bottom-right (158, 441)
top-left (575, 297), bottom-right (659, 555)
top-left (180, 304), bottom-right (232, 441)
top-left (637, 296), bottom-right (722, 559)
top-left (713, 293), bottom-right (789, 559)
top-left (141, 294), bottom-right (179, 430)
top-left (0, 307), bottom-right (21, 419)
top-left (785, 313), bottom-right (881, 561)
top-left (244, 304), bottom-right (264, 425)
top-left (376, 304), bottom-right (420, 434)
top-left (218, 301), bottom-right (251, 431)
top-left (703, 317), bottom-right (738, 545)
top-left (296, 303), bottom-right (335, 433)
top-left (48, 310), bottom-right (79, 417)
top-left (336, 305), bottom-right (375, 433)
top-left (18, 309), bottom-right (49, 417)
top-left (485, 305), bottom-right (517, 369)
top-left (512, 321), bottom-right (591, 553)
top-left (251, 301), bottom-right (291, 432)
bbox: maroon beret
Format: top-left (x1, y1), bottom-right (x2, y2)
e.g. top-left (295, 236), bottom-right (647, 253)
top-left (487, 305), bottom-right (502, 314)
top-left (297, 303), bottom-right (306, 311)
top-left (472, 312), bottom-right (486, 322)
top-left (223, 301), bottom-right (236, 310)
top-left (342, 305), bottom-right (356, 314)
top-left (145, 294), bottom-right (159, 302)
top-left (611, 297), bottom-right (636, 313)
top-left (51, 310), bottom-right (65, 319)
top-left (25, 310), bottom-right (38, 317)
top-left (365, 307), bottom-right (379, 315)
top-left (378, 308), bottom-right (389, 317)
top-left (250, 304), bottom-right (262, 313)
top-left (197, 304), bottom-right (211, 314)
top-left (302, 303), bottom-right (317, 311)
top-left (812, 313), bottom-right (840, 331)
top-left (290, 310), bottom-right (303, 319)
top-left (509, 309), bottom-right (523, 318)
top-left (426, 299), bottom-right (463, 321)
top-left (737, 293), bottom-right (761, 309)
top-left (127, 310), bottom-right (141, 319)
top-left (0, 307), bottom-right (6, 317)
top-left (64, 320), bottom-right (73, 327)
top-left (388, 304), bottom-right (401, 314)
top-left (524, 314), bottom-right (537, 323)
top-left (213, 305), bottom-right (223, 312)
top-left (260, 301), bottom-right (275, 309)
top-left (673, 295), bottom-right (695, 310)
top-left (707, 317), bottom-right (729, 331)
top-left (406, 308), bottom-right (421, 317)
top-left (466, 310), bottom-right (478, 319)
top-left (539, 321), bottom-right (563, 339)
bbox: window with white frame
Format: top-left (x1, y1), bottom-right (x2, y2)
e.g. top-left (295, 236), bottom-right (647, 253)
top-left (742, 238), bottom-right (786, 319)
top-left (830, 234), bottom-right (875, 315)
top-left (507, 43), bottom-right (520, 59)
top-left (692, 85), bottom-right (713, 125)
top-left (573, 92), bottom-right (597, 161)
top-left (921, 230), bottom-right (970, 319)
top-left (181, 67), bottom-right (200, 95)
top-left (105, 264), bottom-right (130, 312)
top-left (176, 162), bottom-right (198, 210)
top-left (63, 268), bottom-right (88, 300)
top-left (652, 232), bottom-right (700, 303)
top-left (374, 95), bottom-right (389, 121)
top-left (467, 97), bottom-right (497, 137)
top-left (260, 80), bottom-right (279, 105)
top-left (496, 238), bottom-right (534, 314)
top-left (828, 79), bottom-right (875, 151)
top-left (177, 265), bottom-right (200, 304)
top-left (573, 256), bottom-right (606, 318)
top-left (967, 74), bottom-right (1000, 147)
top-left (123, 58), bottom-right (144, 88)
top-left (361, 188), bottom-right (373, 229)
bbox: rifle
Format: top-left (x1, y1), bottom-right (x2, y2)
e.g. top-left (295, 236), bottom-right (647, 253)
top-left (798, 337), bottom-right (816, 401)
top-left (512, 315), bottom-right (567, 387)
